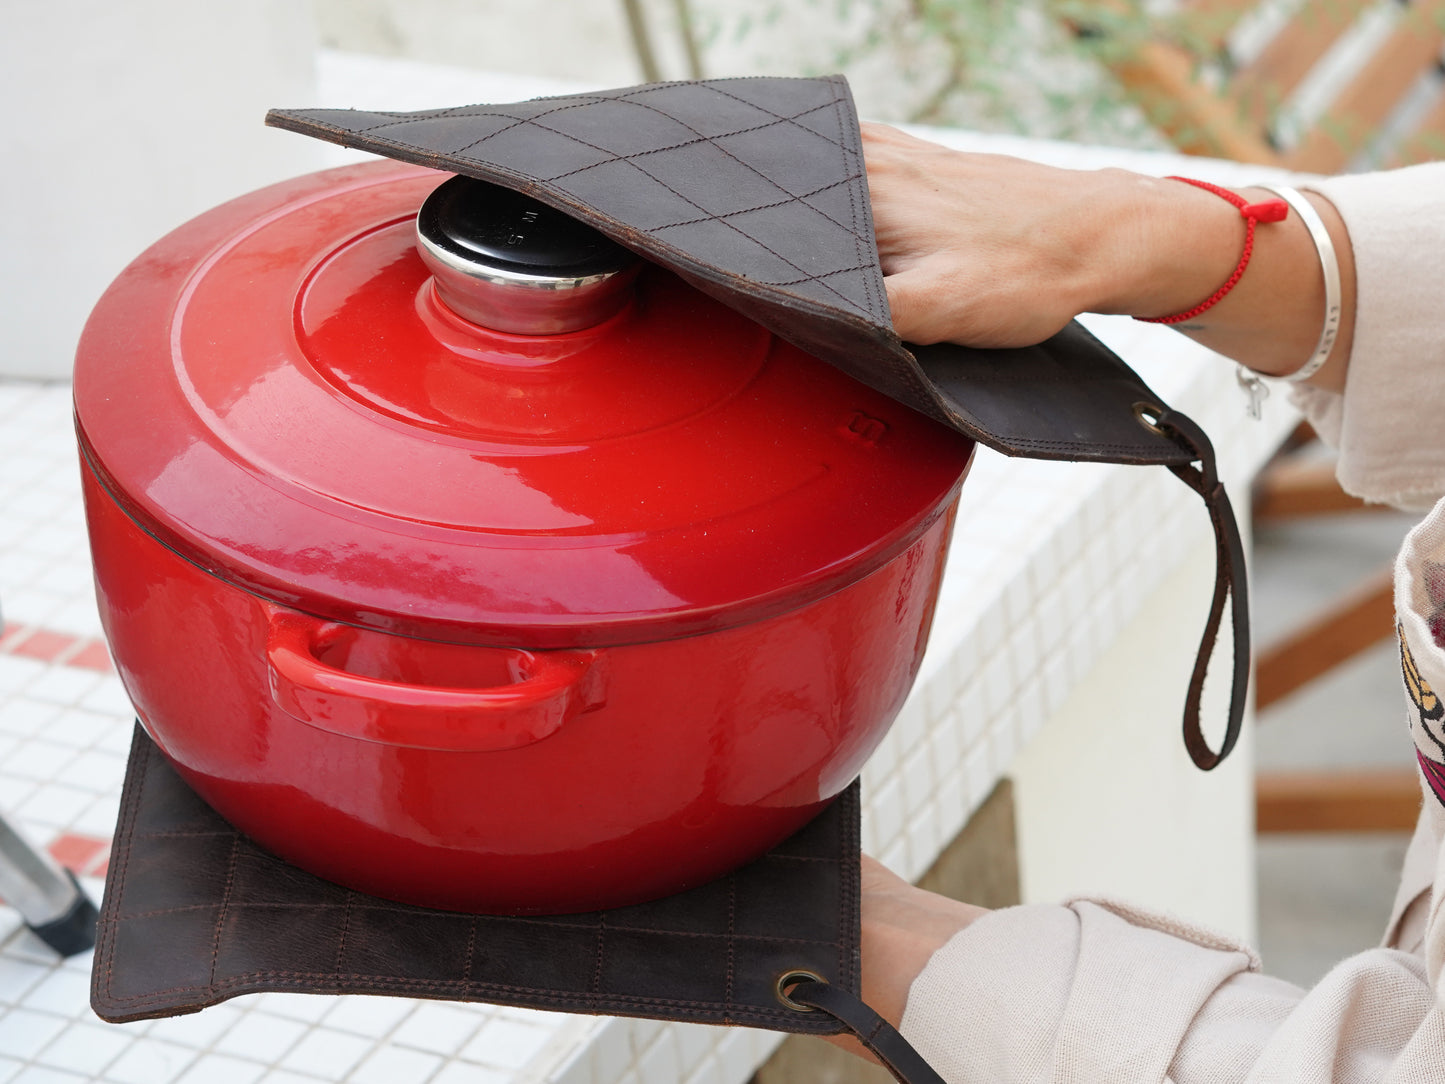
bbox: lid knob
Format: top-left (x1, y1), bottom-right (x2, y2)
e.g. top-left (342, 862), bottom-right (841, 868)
top-left (415, 176), bottom-right (641, 335)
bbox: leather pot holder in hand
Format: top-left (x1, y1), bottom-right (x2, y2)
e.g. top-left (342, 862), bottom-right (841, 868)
top-left (93, 727), bottom-right (944, 1084)
top-left (266, 75), bottom-right (1248, 772)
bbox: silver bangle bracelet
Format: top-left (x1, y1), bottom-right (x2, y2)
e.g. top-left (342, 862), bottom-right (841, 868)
top-left (1253, 184), bottom-right (1342, 384)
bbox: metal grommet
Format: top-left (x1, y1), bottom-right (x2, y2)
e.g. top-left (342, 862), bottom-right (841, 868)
top-left (774, 969), bottom-right (826, 1011)
top-left (1132, 401), bottom-right (1166, 435)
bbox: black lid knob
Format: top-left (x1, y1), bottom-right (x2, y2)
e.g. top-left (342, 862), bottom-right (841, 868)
top-left (415, 176), bottom-right (640, 334)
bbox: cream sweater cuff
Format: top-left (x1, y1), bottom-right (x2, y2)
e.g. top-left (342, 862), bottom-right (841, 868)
top-left (1291, 163), bottom-right (1445, 511)
top-left (900, 899), bottom-right (1256, 1082)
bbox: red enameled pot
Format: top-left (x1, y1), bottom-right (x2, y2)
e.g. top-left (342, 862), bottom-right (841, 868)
top-left (73, 160), bottom-right (974, 914)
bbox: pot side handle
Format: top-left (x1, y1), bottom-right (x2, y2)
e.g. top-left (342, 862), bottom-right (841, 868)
top-left (265, 610), bottom-right (603, 752)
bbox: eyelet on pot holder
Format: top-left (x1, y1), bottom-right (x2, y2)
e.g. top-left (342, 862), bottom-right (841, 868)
top-left (91, 726), bottom-right (944, 1084)
top-left (266, 75), bottom-right (1248, 771)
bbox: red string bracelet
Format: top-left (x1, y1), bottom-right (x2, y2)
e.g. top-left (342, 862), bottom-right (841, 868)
top-left (1136, 177), bottom-right (1288, 325)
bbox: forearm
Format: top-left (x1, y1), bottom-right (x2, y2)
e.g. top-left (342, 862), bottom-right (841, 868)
top-left (862, 125), bottom-right (1357, 392)
top-left (1101, 178), bottom-right (1356, 394)
top-left (825, 856), bottom-right (986, 1063)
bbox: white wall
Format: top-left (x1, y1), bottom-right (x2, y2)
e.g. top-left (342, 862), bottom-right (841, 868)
top-left (1010, 535), bottom-right (1258, 943)
top-left (1, 2), bottom-right (324, 380)
top-left (314, 0), bottom-right (654, 85)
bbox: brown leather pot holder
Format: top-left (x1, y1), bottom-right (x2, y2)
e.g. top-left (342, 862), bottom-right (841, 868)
top-left (266, 75), bottom-right (1248, 771)
top-left (94, 727), bottom-right (946, 1082)
top-left (94, 727), bottom-right (857, 1031)
top-left (93, 727), bottom-right (858, 1030)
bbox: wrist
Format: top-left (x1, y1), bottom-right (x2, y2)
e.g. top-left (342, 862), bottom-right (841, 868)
top-left (1237, 188), bottom-right (1353, 388)
top-left (858, 858), bottom-right (986, 1027)
top-left (1085, 171), bottom-right (1254, 320)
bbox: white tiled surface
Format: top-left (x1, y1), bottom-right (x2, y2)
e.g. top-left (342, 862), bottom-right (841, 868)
top-left (0, 57), bottom-right (1305, 1084)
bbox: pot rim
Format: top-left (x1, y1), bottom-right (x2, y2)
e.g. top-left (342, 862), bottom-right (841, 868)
top-left (78, 427), bottom-right (968, 649)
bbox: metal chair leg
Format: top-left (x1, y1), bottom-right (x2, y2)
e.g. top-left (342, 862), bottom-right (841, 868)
top-left (0, 812), bottom-right (98, 956)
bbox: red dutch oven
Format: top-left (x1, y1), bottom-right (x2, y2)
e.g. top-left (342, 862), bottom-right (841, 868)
top-left (73, 160), bottom-right (974, 914)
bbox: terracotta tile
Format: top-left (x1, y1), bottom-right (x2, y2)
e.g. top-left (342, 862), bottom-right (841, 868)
top-left (10, 629), bottom-right (79, 663)
top-left (46, 832), bottom-right (108, 873)
top-left (67, 640), bottom-right (114, 672)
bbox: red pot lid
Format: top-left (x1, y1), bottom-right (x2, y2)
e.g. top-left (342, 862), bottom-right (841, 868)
top-left (74, 161), bottom-right (973, 647)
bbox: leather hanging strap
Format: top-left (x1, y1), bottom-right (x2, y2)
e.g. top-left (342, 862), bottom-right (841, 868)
top-left (785, 979), bottom-right (946, 1084)
top-left (1154, 408), bottom-right (1249, 770)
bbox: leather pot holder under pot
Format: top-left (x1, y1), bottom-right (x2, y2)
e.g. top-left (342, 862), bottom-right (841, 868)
top-left (92, 726), bottom-right (945, 1084)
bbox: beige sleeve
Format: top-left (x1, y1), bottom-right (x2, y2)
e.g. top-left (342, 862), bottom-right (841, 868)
top-left (899, 489), bottom-right (1445, 1083)
top-left (900, 894), bottom-right (1441, 1083)
top-left (899, 900), bottom-right (1263, 1081)
top-left (1290, 162), bottom-right (1445, 511)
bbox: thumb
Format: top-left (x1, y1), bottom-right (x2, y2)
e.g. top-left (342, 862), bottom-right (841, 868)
top-left (886, 266), bottom-right (1076, 349)
top-left (882, 272), bottom-right (927, 345)
top-left (883, 268), bottom-right (954, 346)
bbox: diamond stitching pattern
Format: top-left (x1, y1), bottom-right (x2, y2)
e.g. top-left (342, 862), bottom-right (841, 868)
top-left (643, 176), bottom-right (855, 232)
top-left (270, 77), bottom-right (887, 324)
top-left (92, 726), bottom-right (859, 1034)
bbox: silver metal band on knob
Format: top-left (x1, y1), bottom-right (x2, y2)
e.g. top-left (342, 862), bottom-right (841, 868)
top-left (1253, 184), bottom-right (1342, 384)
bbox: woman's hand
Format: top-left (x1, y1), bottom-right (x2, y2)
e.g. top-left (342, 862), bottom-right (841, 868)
top-left (862, 123), bottom-right (1245, 347)
top-left (861, 123), bottom-right (1354, 389)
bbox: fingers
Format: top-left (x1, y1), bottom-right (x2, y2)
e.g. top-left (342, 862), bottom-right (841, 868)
top-left (882, 270), bottom-right (968, 346)
top-left (860, 121), bottom-right (942, 159)
top-left (859, 120), bottom-right (910, 149)
top-left (884, 268), bottom-right (981, 346)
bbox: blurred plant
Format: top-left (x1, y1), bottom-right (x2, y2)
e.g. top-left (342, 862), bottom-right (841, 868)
top-left (1053, 0), bottom-right (1248, 158)
top-left (691, 0), bottom-right (1171, 145)
top-left (689, 0), bottom-right (1445, 165)
top-left (624, 0), bottom-right (705, 80)
top-left (1070, 0), bottom-right (1445, 168)
top-left (820, 0), bottom-right (1030, 125)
